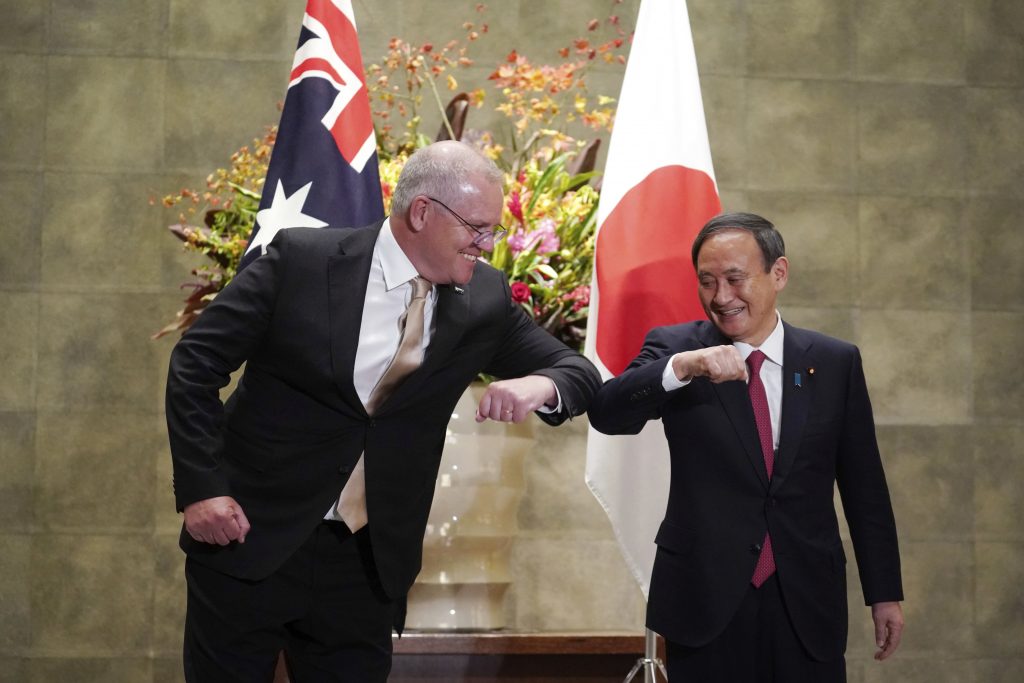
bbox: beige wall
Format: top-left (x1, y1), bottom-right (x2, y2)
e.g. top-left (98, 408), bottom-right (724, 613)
top-left (1, 0), bottom-right (1022, 681)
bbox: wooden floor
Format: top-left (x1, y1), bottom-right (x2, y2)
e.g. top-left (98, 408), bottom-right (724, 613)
top-left (272, 632), bottom-right (660, 682)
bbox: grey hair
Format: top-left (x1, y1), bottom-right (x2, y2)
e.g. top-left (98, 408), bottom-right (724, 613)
top-left (691, 212), bottom-right (786, 272)
top-left (390, 141), bottom-right (504, 217)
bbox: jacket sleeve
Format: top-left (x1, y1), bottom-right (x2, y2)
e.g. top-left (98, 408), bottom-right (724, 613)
top-left (164, 235), bottom-right (287, 510)
top-left (482, 279), bottom-right (601, 426)
top-left (587, 326), bottom-right (684, 435)
top-left (835, 346), bottom-right (904, 605)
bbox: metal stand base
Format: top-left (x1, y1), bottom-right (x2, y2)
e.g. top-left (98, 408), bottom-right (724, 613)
top-left (622, 629), bottom-right (669, 682)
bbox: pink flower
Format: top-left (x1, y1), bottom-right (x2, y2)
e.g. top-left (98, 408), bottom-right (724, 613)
top-left (563, 285), bottom-right (590, 311)
top-left (511, 281), bottom-right (531, 303)
top-left (533, 217), bottom-right (560, 253)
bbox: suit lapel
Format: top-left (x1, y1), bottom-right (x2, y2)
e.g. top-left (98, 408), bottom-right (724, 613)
top-left (698, 323), bottom-right (771, 491)
top-left (771, 322), bottom-right (814, 494)
top-left (326, 224), bottom-right (381, 413)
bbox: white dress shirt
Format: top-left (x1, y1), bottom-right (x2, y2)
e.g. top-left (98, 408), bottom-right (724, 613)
top-left (326, 219), bottom-right (437, 520)
top-left (662, 313), bottom-right (785, 449)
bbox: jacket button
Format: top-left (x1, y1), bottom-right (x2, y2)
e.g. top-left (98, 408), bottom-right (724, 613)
top-left (749, 544), bottom-right (762, 554)
top-left (368, 419), bottom-right (376, 428)
top-left (338, 465), bottom-right (351, 475)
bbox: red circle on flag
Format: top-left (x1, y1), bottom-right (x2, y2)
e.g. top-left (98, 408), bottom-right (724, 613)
top-left (595, 165), bottom-right (721, 376)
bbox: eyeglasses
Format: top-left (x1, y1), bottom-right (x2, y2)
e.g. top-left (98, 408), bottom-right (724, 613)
top-left (427, 197), bottom-right (508, 247)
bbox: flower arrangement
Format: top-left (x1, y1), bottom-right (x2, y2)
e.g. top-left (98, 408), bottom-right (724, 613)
top-left (156, 2), bottom-right (630, 351)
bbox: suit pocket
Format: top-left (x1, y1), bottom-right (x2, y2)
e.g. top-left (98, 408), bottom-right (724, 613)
top-left (654, 519), bottom-right (697, 556)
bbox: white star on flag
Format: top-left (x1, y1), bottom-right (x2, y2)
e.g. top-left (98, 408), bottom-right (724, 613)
top-left (246, 180), bottom-right (329, 256)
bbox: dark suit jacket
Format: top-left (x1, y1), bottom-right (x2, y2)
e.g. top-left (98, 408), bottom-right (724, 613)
top-left (166, 223), bottom-right (600, 600)
top-left (588, 320), bottom-right (902, 661)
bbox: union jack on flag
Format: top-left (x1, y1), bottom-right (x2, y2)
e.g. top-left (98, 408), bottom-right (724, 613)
top-left (242, 0), bottom-right (384, 267)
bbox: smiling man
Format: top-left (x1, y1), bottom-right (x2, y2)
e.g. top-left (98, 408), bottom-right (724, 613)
top-left (165, 141), bottom-right (600, 682)
top-left (589, 212), bottom-right (904, 682)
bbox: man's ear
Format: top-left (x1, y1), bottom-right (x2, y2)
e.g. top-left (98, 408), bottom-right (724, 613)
top-left (408, 195), bottom-right (430, 234)
top-left (772, 256), bottom-right (789, 291)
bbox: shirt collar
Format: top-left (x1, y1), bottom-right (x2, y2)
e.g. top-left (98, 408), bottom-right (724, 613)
top-left (376, 218), bottom-right (427, 294)
top-left (733, 312), bottom-right (785, 366)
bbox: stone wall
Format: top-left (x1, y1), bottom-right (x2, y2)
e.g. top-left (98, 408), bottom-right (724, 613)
top-left (1, 1), bottom-right (1021, 681)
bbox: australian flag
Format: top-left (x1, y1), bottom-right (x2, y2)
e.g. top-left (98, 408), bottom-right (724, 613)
top-left (241, 0), bottom-right (384, 269)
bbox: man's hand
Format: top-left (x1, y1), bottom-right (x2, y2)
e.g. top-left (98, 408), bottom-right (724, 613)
top-left (183, 496), bottom-right (251, 546)
top-left (871, 601), bottom-right (904, 661)
top-left (671, 346), bottom-right (748, 384)
top-left (476, 375), bottom-right (557, 423)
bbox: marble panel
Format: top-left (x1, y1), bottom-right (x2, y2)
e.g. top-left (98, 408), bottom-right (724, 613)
top-left (856, 0), bottom-right (965, 83)
top-left (858, 658), bottom-right (975, 683)
top-left (36, 293), bottom-right (165, 412)
top-left (965, 0), bottom-right (1024, 86)
top-left (152, 534), bottom-right (186, 656)
top-left (510, 537), bottom-right (645, 631)
top-left (0, 660), bottom-right (26, 683)
top-left (746, 79), bottom-right (857, 192)
top-left (45, 56), bottom-right (164, 173)
top-left (0, 171), bottom-right (41, 287)
top-left (152, 657), bottom-right (184, 683)
top-left (164, 59), bottom-right (290, 173)
top-left (966, 197), bottom-right (1024, 312)
top-left (701, 75), bottom-right (747, 191)
top-left (0, 0), bottom-right (45, 53)
top-left (748, 0), bottom-right (854, 78)
top-left (858, 196), bottom-right (968, 310)
top-left (169, 0), bottom-right (301, 61)
top-left (41, 172), bottom-right (165, 289)
top-left (49, 0), bottom-right (167, 57)
top-left (747, 191), bottom-right (858, 307)
top-left (857, 310), bottom-right (971, 425)
top-left (856, 83), bottom-right (965, 197)
top-left (966, 87), bottom-right (1024, 200)
top-left (872, 426), bottom-right (974, 542)
top-left (519, 416), bottom-right (611, 534)
top-left (687, 0), bottom-right (747, 75)
top-left (777, 306), bottom-right (856, 343)
top-left (31, 534), bottom-right (154, 654)
top-left (0, 413), bottom-right (34, 530)
top-left (975, 542), bottom-right (1024, 655)
top-left (0, 292), bottom-right (38, 412)
top-left (972, 312), bottom-right (1024, 421)
top-left (34, 412), bottom-right (160, 532)
top-left (973, 425), bottom-right (1024, 540)
top-left (895, 541), bottom-right (974, 655)
top-left (0, 534), bottom-right (31, 651)
top-left (25, 658), bottom-right (152, 683)
top-left (973, 659), bottom-right (1024, 683)
top-left (0, 55), bottom-right (46, 169)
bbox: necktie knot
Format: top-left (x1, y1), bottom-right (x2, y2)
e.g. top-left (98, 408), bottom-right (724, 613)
top-left (410, 276), bottom-right (431, 301)
top-left (747, 349), bottom-right (767, 375)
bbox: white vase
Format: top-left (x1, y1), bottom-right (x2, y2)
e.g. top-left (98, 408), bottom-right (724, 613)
top-left (405, 383), bottom-right (533, 630)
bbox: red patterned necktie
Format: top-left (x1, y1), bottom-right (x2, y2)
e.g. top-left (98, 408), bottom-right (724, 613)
top-left (747, 350), bottom-right (776, 587)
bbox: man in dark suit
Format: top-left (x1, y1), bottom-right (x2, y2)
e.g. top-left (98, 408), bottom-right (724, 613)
top-left (588, 212), bottom-right (904, 681)
top-left (165, 141), bottom-right (600, 682)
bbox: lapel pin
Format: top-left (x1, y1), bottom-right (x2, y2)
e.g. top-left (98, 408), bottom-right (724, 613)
top-left (453, 285), bottom-right (465, 295)
top-left (807, 367), bottom-right (815, 376)
top-left (794, 372), bottom-right (802, 387)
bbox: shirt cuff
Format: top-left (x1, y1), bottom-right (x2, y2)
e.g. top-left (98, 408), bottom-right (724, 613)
top-left (662, 355), bottom-right (692, 391)
top-left (536, 380), bottom-right (563, 414)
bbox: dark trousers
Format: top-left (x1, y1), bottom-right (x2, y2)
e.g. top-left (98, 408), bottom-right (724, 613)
top-left (665, 575), bottom-right (846, 683)
top-left (183, 521), bottom-right (398, 683)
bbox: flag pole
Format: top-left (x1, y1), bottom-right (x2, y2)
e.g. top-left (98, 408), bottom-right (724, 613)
top-left (621, 628), bottom-right (668, 682)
